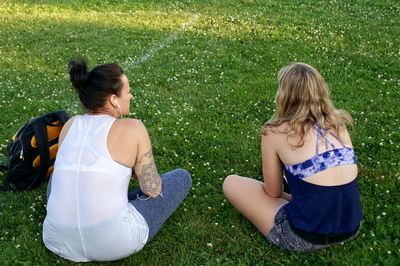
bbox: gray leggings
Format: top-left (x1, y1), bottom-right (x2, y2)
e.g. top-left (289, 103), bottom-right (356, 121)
top-left (128, 169), bottom-right (192, 241)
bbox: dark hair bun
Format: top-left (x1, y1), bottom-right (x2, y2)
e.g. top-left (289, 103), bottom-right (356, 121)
top-left (68, 58), bottom-right (89, 91)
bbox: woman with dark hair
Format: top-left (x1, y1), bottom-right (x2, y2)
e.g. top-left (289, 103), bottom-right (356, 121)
top-left (42, 59), bottom-right (192, 262)
top-left (223, 62), bottom-right (361, 251)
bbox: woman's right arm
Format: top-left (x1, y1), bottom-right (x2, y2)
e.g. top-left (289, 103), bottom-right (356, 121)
top-left (261, 132), bottom-right (288, 199)
top-left (133, 122), bottom-right (162, 198)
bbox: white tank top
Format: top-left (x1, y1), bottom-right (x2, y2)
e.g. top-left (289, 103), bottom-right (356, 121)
top-left (42, 114), bottom-right (149, 262)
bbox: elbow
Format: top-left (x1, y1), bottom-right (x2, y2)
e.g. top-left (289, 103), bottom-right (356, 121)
top-left (267, 191), bottom-right (282, 198)
top-left (141, 181), bottom-right (162, 198)
top-left (149, 190), bottom-right (161, 198)
top-left (152, 184), bottom-right (162, 197)
top-left (263, 185), bottom-right (282, 198)
top-left (143, 188), bottom-right (160, 198)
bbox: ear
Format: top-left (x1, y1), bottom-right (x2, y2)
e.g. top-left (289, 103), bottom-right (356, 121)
top-left (109, 94), bottom-right (117, 107)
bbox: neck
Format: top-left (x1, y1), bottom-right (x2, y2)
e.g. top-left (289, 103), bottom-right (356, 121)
top-left (87, 107), bottom-right (118, 118)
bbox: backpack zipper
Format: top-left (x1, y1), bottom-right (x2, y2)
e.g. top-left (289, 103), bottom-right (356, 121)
top-left (19, 133), bottom-right (24, 160)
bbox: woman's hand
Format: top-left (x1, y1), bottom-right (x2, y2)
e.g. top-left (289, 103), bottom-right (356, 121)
top-left (281, 192), bottom-right (292, 201)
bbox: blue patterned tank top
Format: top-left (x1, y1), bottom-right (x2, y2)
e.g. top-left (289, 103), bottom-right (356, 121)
top-left (282, 126), bottom-right (361, 235)
top-left (284, 126), bottom-right (356, 179)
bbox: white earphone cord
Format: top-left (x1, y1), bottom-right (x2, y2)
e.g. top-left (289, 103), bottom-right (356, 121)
top-left (114, 100), bottom-right (123, 118)
top-left (137, 191), bottom-right (164, 201)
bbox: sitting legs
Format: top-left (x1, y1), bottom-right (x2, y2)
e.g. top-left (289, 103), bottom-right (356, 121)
top-left (223, 175), bottom-right (287, 235)
top-left (129, 169), bottom-right (192, 241)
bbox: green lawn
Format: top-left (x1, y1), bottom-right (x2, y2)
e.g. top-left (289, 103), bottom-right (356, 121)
top-left (0, 0), bottom-right (399, 265)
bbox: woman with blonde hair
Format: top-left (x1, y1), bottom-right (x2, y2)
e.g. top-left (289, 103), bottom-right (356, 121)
top-left (223, 62), bottom-right (361, 251)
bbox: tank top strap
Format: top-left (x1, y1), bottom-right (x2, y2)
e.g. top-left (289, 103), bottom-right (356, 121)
top-left (314, 125), bottom-right (337, 154)
top-left (328, 131), bottom-right (346, 148)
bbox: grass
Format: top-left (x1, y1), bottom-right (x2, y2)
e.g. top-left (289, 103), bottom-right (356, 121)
top-left (0, 0), bottom-right (399, 265)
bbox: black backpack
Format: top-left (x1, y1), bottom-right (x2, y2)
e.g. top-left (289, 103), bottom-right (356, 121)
top-left (0, 110), bottom-right (69, 191)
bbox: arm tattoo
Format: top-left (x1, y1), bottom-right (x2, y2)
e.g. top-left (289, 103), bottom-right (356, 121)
top-left (136, 150), bottom-right (153, 164)
top-left (137, 150), bottom-right (161, 196)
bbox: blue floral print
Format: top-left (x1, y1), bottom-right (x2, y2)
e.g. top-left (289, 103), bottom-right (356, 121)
top-left (285, 147), bottom-right (356, 180)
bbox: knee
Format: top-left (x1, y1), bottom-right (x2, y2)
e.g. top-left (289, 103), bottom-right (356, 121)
top-left (222, 174), bottom-right (240, 197)
top-left (173, 168), bottom-right (192, 191)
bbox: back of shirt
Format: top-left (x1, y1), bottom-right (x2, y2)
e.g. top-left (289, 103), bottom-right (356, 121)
top-left (43, 114), bottom-right (149, 261)
top-left (46, 114), bottom-right (131, 226)
top-left (282, 126), bottom-right (361, 234)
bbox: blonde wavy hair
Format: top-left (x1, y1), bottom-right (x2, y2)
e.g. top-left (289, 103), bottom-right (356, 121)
top-left (262, 62), bottom-right (353, 148)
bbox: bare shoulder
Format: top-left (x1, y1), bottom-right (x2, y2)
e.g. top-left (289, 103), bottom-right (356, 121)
top-left (262, 123), bottom-right (290, 145)
top-left (336, 125), bottom-right (354, 147)
top-left (107, 118), bottom-right (149, 168)
top-left (111, 118), bottom-right (147, 136)
top-left (112, 118), bottom-right (143, 128)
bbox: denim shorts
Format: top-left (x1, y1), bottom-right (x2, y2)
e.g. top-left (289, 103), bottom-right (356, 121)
top-left (266, 206), bottom-right (359, 252)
